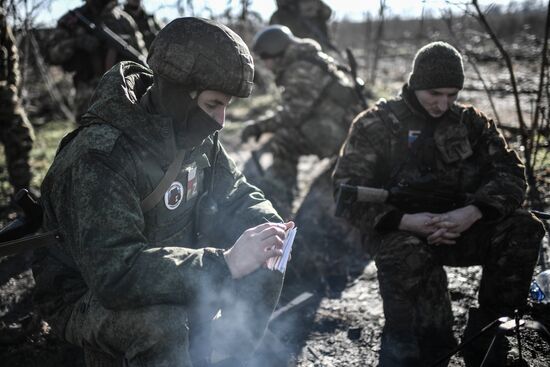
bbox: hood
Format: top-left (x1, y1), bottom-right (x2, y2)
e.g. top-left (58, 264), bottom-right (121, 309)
top-left (82, 61), bottom-right (177, 165)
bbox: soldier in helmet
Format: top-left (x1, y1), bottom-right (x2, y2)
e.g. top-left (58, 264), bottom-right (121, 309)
top-left (46, 0), bottom-right (146, 123)
top-left (241, 25), bottom-right (364, 218)
top-left (269, 0), bottom-right (333, 52)
top-left (0, 1), bottom-right (35, 194)
top-left (33, 17), bottom-right (293, 367)
top-left (123, 0), bottom-right (162, 49)
top-left (333, 41), bottom-right (545, 367)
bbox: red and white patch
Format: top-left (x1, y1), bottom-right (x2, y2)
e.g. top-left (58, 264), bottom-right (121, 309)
top-left (164, 181), bottom-right (184, 210)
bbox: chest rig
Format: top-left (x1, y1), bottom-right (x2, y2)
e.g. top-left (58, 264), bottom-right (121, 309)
top-left (375, 98), bottom-right (474, 189)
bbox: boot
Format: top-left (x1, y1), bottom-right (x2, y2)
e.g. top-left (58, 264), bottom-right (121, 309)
top-left (462, 308), bottom-right (509, 367)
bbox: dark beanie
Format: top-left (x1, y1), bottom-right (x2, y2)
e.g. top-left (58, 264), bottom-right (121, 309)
top-left (408, 41), bottom-right (464, 91)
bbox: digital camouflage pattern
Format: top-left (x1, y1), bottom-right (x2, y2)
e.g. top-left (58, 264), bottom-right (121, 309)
top-left (245, 38), bottom-right (361, 216)
top-left (123, 2), bottom-right (162, 49)
top-left (147, 17), bottom-right (254, 98)
top-left (33, 62), bottom-right (283, 366)
top-left (46, 0), bottom-right (146, 122)
top-left (0, 8), bottom-right (34, 192)
top-left (333, 86), bottom-right (545, 366)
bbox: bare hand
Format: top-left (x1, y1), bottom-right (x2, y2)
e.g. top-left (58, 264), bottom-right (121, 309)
top-left (425, 205), bottom-right (483, 245)
top-left (224, 221), bottom-right (294, 279)
top-left (398, 212), bottom-right (460, 245)
top-left (398, 212), bottom-right (440, 236)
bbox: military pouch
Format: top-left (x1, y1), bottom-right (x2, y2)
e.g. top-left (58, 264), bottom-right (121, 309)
top-left (434, 117), bottom-right (473, 164)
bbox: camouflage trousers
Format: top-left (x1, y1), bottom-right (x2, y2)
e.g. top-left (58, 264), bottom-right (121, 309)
top-left (367, 209), bottom-right (544, 367)
top-left (63, 268), bottom-right (283, 367)
top-left (0, 100), bottom-right (34, 192)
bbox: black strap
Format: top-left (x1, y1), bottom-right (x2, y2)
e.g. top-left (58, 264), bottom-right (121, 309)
top-left (140, 149), bottom-right (187, 213)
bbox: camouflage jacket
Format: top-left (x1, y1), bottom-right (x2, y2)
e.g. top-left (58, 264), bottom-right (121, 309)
top-left (0, 9), bottom-right (18, 88)
top-left (333, 85), bottom-right (527, 235)
top-left (46, 1), bottom-right (146, 84)
top-left (123, 4), bottom-right (162, 49)
top-left (258, 39), bottom-right (361, 158)
top-left (33, 62), bottom-right (281, 328)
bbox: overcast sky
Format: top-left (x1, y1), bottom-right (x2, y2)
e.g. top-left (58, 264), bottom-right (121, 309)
top-left (35, 0), bottom-right (530, 26)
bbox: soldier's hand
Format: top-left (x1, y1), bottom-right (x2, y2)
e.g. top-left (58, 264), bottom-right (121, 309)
top-left (399, 212), bottom-right (442, 237)
top-left (241, 122), bottom-right (263, 142)
top-left (427, 205), bottom-right (483, 236)
top-left (224, 221), bottom-right (294, 279)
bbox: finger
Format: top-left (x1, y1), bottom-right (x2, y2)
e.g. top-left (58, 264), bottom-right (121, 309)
top-left (284, 221), bottom-right (295, 230)
top-left (433, 221), bottom-right (459, 230)
top-left (259, 226), bottom-right (287, 241)
top-left (441, 231), bottom-right (460, 239)
top-left (437, 238), bottom-right (457, 245)
top-left (263, 236), bottom-right (284, 250)
top-left (250, 222), bottom-right (285, 233)
top-left (427, 228), bottom-right (447, 244)
top-left (264, 248), bottom-right (283, 260)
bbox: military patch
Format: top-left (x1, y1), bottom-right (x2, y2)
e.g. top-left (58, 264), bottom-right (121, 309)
top-left (164, 181), bottom-right (184, 210)
top-left (186, 162), bottom-right (198, 201)
top-left (408, 130), bottom-right (421, 148)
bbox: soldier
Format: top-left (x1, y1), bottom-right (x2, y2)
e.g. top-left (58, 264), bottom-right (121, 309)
top-left (333, 41), bottom-right (545, 367)
top-left (123, 0), bottom-right (162, 49)
top-left (242, 25), bottom-right (363, 218)
top-left (46, 0), bottom-right (146, 123)
top-left (269, 0), bottom-right (334, 53)
top-left (0, 2), bottom-right (34, 194)
top-left (33, 17), bottom-right (292, 367)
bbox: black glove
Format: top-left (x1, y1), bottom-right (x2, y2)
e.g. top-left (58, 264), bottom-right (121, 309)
top-left (241, 122), bottom-right (262, 142)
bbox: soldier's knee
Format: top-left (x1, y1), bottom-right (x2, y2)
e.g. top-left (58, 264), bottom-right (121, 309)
top-left (376, 232), bottom-right (433, 278)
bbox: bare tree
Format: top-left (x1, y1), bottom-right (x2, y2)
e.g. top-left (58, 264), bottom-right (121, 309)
top-left (471, 0), bottom-right (550, 208)
top-left (369, 0), bottom-right (386, 86)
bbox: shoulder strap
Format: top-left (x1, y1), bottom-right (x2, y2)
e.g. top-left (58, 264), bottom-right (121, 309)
top-left (140, 149), bottom-right (187, 213)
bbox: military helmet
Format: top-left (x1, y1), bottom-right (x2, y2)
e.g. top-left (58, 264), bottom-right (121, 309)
top-left (147, 17), bottom-right (254, 98)
top-left (252, 25), bottom-right (295, 60)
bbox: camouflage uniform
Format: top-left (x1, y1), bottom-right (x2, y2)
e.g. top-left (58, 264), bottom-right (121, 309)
top-left (123, 1), bottom-right (162, 49)
top-left (46, 0), bottom-right (146, 123)
top-left (333, 85), bottom-right (545, 366)
top-left (0, 8), bottom-right (34, 192)
top-left (270, 0), bottom-right (333, 52)
top-left (246, 38), bottom-right (361, 217)
top-left (33, 59), bottom-right (284, 366)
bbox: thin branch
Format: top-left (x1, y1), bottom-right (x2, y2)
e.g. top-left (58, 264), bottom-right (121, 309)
top-left (471, 0), bottom-right (527, 135)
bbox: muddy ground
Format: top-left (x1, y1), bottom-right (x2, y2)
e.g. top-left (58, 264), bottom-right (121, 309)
top-left (1, 39), bottom-right (550, 366)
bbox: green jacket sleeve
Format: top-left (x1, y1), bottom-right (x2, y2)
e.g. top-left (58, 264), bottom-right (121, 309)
top-left (332, 109), bottom-right (401, 233)
top-left (467, 108), bottom-right (527, 221)
top-left (51, 151), bottom-right (233, 310)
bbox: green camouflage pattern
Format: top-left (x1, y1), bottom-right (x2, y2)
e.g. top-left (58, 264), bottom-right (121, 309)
top-left (123, 3), bottom-right (162, 49)
top-left (46, 1), bottom-right (146, 121)
top-left (249, 39), bottom-right (361, 215)
top-left (33, 61), bottom-right (283, 364)
top-left (147, 18), bottom-right (254, 98)
top-left (333, 86), bottom-right (544, 366)
top-left (0, 9), bottom-right (34, 191)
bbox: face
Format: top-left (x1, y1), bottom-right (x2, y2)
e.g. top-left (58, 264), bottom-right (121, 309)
top-left (196, 90), bottom-right (232, 127)
top-left (414, 88), bottom-right (460, 118)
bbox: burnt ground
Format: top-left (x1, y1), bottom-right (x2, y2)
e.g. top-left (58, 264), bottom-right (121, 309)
top-left (0, 119), bottom-right (549, 367)
top-left (1, 41), bottom-right (550, 366)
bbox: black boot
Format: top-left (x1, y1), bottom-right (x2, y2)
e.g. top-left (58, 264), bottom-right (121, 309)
top-left (462, 308), bottom-right (509, 367)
